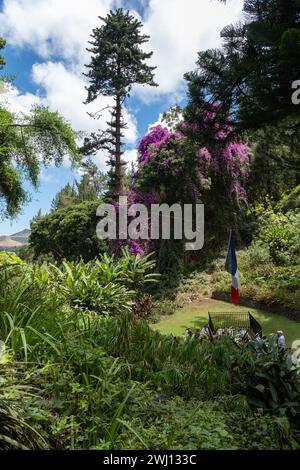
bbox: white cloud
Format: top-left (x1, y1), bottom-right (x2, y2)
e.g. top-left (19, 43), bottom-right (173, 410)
top-left (147, 108), bottom-right (184, 131)
top-left (1, 85), bottom-right (41, 115)
top-left (40, 169), bottom-right (56, 183)
top-left (31, 61), bottom-right (138, 144)
top-left (134, 0), bottom-right (244, 101)
top-left (1, 0), bottom-right (245, 103)
top-left (0, 0), bottom-right (245, 169)
top-left (0, 0), bottom-right (113, 64)
top-left (1, 61), bottom-right (138, 171)
top-left (32, 61), bottom-right (109, 134)
top-left (123, 148), bottom-right (138, 167)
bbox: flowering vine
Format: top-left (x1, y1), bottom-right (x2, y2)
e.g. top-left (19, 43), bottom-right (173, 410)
top-left (118, 106), bottom-right (250, 256)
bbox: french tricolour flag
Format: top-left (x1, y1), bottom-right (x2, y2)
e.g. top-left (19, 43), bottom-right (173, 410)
top-left (225, 231), bottom-right (240, 306)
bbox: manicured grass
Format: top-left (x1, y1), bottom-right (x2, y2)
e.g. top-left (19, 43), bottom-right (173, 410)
top-left (152, 298), bottom-right (300, 347)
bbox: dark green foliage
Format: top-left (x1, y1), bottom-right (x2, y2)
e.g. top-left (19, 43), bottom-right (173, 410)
top-left (0, 37), bottom-right (5, 70)
top-left (49, 250), bottom-right (158, 315)
top-left (0, 366), bottom-right (44, 449)
top-left (156, 239), bottom-right (185, 291)
top-left (185, 0), bottom-right (300, 131)
top-left (278, 185), bottom-right (300, 212)
top-left (77, 158), bottom-right (108, 200)
top-left (0, 250), bottom-right (158, 361)
top-left (0, 38), bottom-right (80, 217)
top-left (96, 314), bottom-right (300, 422)
top-left (184, 0), bottom-right (300, 201)
top-left (84, 8), bottom-right (157, 196)
top-left (29, 200), bottom-right (107, 262)
top-left (51, 183), bottom-right (77, 211)
top-left (50, 259), bottom-right (135, 315)
top-left (247, 125), bottom-right (300, 202)
top-left (1, 254), bottom-right (300, 449)
top-left (242, 339), bottom-right (300, 415)
top-left (213, 191), bottom-right (300, 311)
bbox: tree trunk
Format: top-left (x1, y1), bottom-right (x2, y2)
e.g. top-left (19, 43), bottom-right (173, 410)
top-left (115, 93), bottom-right (122, 197)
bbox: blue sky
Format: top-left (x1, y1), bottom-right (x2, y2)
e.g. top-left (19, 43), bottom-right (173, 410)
top-left (0, 0), bottom-right (244, 235)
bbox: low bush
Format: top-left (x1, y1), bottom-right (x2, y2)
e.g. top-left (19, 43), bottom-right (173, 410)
top-left (29, 200), bottom-right (107, 262)
top-left (0, 251), bottom-right (23, 267)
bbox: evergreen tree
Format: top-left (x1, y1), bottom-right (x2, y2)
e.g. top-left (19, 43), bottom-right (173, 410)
top-left (30, 208), bottom-right (43, 225)
top-left (80, 157), bottom-right (108, 196)
top-left (247, 124), bottom-right (300, 201)
top-left (185, 0), bottom-right (300, 131)
top-left (51, 160), bottom-right (108, 211)
top-left (76, 175), bottom-right (98, 203)
top-left (51, 183), bottom-right (77, 211)
top-left (184, 0), bottom-right (300, 188)
top-left (83, 8), bottom-right (157, 197)
top-left (30, 201), bottom-right (107, 262)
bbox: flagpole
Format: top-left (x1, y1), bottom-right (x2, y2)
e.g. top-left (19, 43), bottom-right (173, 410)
top-left (226, 228), bottom-right (232, 254)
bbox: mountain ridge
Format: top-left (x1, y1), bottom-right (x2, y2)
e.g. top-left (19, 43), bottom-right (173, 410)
top-left (0, 229), bottom-right (30, 252)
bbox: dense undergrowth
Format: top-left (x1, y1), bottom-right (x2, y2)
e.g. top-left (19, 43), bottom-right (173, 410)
top-left (213, 199), bottom-right (300, 315)
top-left (150, 193), bottom-right (300, 320)
top-left (1, 249), bottom-right (300, 450)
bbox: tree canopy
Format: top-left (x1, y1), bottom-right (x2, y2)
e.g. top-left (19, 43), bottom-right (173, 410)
top-left (30, 200), bottom-right (107, 262)
top-left (0, 105), bottom-right (81, 218)
top-left (185, 0), bottom-right (300, 131)
top-left (0, 37), bottom-right (81, 219)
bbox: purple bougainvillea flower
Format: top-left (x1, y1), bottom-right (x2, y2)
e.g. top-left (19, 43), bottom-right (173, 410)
top-left (162, 159), bottom-right (172, 169)
top-left (197, 147), bottom-right (212, 163)
top-left (116, 105), bottom-right (250, 258)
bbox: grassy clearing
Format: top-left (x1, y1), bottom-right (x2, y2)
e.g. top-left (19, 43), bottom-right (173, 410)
top-left (152, 298), bottom-right (300, 347)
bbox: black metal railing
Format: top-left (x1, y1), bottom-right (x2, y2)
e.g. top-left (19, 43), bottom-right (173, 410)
top-left (208, 312), bottom-right (262, 336)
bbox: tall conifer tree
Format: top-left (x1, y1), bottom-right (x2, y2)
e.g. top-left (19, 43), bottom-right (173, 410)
top-left (84, 9), bottom-right (157, 197)
top-left (185, 0), bottom-right (300, 131)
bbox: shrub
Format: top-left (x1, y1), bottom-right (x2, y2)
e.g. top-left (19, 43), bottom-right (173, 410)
top-left (50, 259), bottom-right (134, 315)
top-left (49, 249), bottom-right (159, 315)
top-left (278, 185), bottom-right (300, 213)
top-left (251, 204), bottom-right (300, 265)
top-left (0, 357), bottom-right (45, 449)
top-left (95, 314), bottom-right (300, 418)
top-left (29, 200), bottom-right (107, 262)
top-left (0, 251), bottom-right (23, 267)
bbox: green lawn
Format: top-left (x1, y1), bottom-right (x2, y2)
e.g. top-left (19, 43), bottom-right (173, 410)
top-left (152, 298), bottom-right (300, 347)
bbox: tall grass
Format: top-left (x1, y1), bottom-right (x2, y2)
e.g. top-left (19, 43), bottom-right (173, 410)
top-left (0, 265), bottom-right (65, 361)
top-left (1, 252), bottom-right (299, 449)
top-left (93, 313), bottom-right (300, 414)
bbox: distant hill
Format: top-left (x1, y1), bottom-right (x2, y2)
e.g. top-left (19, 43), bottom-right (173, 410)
top-left (10, 229), bottom-right (31, 244)
top-left (0, 229), bottom-right (30, 252)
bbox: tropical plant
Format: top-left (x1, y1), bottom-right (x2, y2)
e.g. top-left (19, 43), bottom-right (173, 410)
top-left (51, 259), bottom-right (134, 315)
top-left (0, 355), bottom-right (45, 449)
top-left (0, 263), bottom-right (64, 360)
top-left (0, 251), bottom-right (23, 268)
top-left (49, 248), bottom-right (159, 313)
